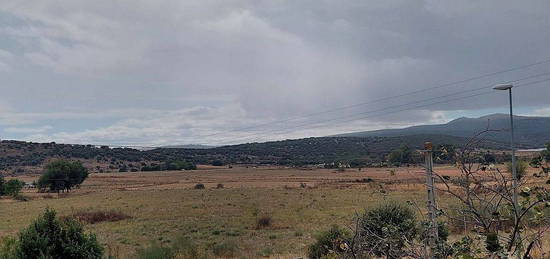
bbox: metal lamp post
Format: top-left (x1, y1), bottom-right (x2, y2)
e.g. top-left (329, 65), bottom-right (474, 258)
top-left (493, 83), bottom-right (520, 256)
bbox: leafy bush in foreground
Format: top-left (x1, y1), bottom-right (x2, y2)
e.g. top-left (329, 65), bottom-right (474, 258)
top-left (355, 202), bottom-right (417, 258)
top-left (307, 225), bottom-right (350, 259)
top-left (12, 208), bottom-right (103, 258)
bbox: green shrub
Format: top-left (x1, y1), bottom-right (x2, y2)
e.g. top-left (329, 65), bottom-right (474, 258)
top-left (136, 236), bottom-right (206, 259)
top-left (258, 247), bottom-right (273, 257)
top-left (485, 232), bottom-right (501, 253)
top-left (164, 160), bottom-right (196, 171)
top-left (0, 176), bottom-right (5, 195)
top-left (355, 202), bottom-right (417, 258)
top-left (4, 179), bottom-right (24, 197)
top-left (211, 160), bottom-right (224, 166)
top-left (388, 144), bottom-right (413, 165)
top-left (194, 183), bottom-right (205, 189)
top-left (307, 225), bottom-right (350, 259)
top-left (256, 215), bottom-right (272, 229)
top-left (212, 241), bottom-right (237, 257)
top-left (0, 237), bottom-right (17, 259)
top-left (420, 222), bottom-right (453, 257)
top-left (450, 236), bottom-right (477, 257)
top-left (16, 208), bottom-right (103, 258)
top-left (170, 236), bottom-right (205, 259)
top-left (506, 160), bottom-right (528, 180)
top-left (136, 243), bottom-right (172, 259)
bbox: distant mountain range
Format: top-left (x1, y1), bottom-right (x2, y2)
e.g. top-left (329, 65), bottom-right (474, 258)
top-left (336, 114), bottom-right (550, 148)
top-left (161, 144), bottom-right (215, 149)
top-left (2, 113), bottom-right (548, 175)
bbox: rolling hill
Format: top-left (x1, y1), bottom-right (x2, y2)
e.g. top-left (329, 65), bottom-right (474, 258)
top-left (5, 113), bottom-right (543, 175)
top-left (336, 114), bottom-right (550, 148)
top-left (0, 134), bottom-right (512, 175)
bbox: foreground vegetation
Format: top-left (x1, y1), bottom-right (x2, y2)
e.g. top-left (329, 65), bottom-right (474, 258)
top-left (0, 208), bottom-right (103, 258)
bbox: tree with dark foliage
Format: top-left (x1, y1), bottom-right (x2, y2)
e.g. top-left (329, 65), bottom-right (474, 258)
top-left (388, 144), bottom-right (413, 165)
top-left (37, 160), bottom-right (89, 192)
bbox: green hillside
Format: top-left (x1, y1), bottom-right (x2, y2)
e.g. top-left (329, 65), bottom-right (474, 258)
top-left (0, 134), bottom-right (513, 175)
top-left (336, 114), bottom-right (550, 147)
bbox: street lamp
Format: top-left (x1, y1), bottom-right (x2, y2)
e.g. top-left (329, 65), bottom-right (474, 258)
top-left (493, 83), bottom-right (520, 255)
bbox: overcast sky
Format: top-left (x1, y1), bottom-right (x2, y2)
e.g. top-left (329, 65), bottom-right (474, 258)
top-left (0, 0), bottom-right (550, 146)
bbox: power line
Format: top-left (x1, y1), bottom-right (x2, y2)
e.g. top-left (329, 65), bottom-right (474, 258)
top-left (215, 91), bottom-right (496, 145)
top-left (197, 58), bottom-right (550, 139)
top-left (70, 74), bottom-right (550, 149)
top-left (31, 66), bottom-right (550, 149)
top-left (213, 77), bottom-right (550, 145)
top-left (55, 75), bottom-right (550, 149)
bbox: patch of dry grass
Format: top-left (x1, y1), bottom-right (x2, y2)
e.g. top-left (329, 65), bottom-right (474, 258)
top-left (63, 210), bottom-right (132, 224)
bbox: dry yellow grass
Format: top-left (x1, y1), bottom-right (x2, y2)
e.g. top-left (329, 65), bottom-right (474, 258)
top-left (0, 165), bottom-right (547, 258)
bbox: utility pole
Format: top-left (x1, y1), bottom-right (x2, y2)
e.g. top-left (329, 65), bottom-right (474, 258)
top-left (423, 142), bottom-right (438, 258)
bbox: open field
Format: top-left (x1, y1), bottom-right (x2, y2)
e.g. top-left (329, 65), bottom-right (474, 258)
top-left (0, 165), bottom-right (546, 258)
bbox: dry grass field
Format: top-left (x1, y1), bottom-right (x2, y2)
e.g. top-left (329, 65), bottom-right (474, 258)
top-left (0, 165), bottom-right (546, 258)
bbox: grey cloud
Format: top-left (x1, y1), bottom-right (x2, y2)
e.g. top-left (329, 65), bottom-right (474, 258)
top-left (0, 0), bottom-right (549, 145)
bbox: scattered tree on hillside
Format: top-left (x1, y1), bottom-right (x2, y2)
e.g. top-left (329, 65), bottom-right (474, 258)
top-left (388, 144), bottom-right (413, 165)
top-left (434, 144), bottom-right (457, 163)
top-left (141, 160), bottom-right (196, 171)
top-left (211, 160), bottom-right (224, 166)
top-left (37, 160), bottom-right (89, 193)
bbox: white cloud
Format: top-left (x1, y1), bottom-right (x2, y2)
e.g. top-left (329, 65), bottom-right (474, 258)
top-left (532, 108), bottom-right (550, 117)
top-left (4, 125), bottom-right (53, 134)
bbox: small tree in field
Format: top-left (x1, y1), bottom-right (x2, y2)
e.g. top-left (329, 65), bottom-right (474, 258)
top-left (4, 179), bottom-right (25, 197)
top-left (38, 160), bottom-right (89, 192)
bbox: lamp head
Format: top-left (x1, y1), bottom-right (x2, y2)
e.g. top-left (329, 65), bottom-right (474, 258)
top-left (493, 83), bottom-right (513, 90)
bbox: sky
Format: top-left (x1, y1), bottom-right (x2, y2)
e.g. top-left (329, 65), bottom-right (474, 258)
top-left (0, 0), bottom-right (550, 146)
